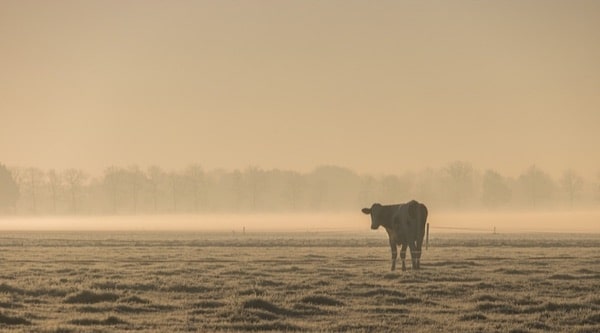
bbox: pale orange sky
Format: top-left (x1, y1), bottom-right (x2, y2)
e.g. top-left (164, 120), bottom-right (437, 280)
top-left (1, 1), bottom-right (599, 178)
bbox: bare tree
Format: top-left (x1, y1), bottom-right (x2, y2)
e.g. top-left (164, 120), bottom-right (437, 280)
top-left (127, 166), bottom-right (146, 214)
top-left (560, 169), bottom-right (583, 209)
top-left (103, 166), bottom-right (124, 214)
top-left (24, 167), bottom-right (44, 214)
top-left (357, 175), bottom-right (375, 207)
top-left (169, 171), bottom-right (184, 213)
top-left (444, 161), bottom-right (474, 208)
top-left (481, 169), bottom-right (512, 208)
top-left (518, 165), bottom-right (555, 208)
top-left (379, 174), bottom-right (413, 204)
top-left (284, 171), bottom-right (304, 210)
top-left (63, 169), bottom-right (87, 213)
top-left (0, 164), bottom-right (19, 213)
top-left (229, 170), bottom-right (244, 212)
top-left (245, 166), bottom-right (266, 211)
top-left (147, 165), bottom-right (166, 212)
top-left (185, 164), bottom-right (205, 212)
top-left (47, 169), bottom-right (62, 214)
top-left (309, 166), bottom-right (359, 210)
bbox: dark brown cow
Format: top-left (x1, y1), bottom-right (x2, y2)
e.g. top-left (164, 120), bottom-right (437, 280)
top-left (361, 200), bottom-right (428, 271)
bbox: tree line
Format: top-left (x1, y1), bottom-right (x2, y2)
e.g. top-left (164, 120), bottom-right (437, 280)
top-left (0, 161), bottom-right (599, 215)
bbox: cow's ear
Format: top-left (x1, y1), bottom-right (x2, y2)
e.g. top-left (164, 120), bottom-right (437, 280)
top-left (361, 208), bottom-right (371, 214)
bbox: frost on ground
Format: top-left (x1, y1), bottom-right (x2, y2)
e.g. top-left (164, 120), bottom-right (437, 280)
top-left (0, 231), bottom-right (599, 332)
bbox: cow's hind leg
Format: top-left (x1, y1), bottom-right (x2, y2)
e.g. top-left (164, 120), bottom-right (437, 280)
top-left (408, 241), bottom-right (418, 270)
top-left (414, 240), bottom-right (423, 269)
top-left (413, 249), bottom-right (421, 269)
top-left (389, 239), bottom-right (397, 271)
top-left (399, 244), bottom-right (408, 272)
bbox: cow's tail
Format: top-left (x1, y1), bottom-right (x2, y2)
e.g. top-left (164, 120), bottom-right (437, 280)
top-left (416, 202), bottom-right (428, 253)
top-left (420, 203), bottom-right (428, 227)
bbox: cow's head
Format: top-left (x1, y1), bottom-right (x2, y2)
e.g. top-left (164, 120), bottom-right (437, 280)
top-left (361, 203), bottom-right (382, 230)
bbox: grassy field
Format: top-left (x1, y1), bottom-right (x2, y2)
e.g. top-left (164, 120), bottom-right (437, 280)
top-left (0, 231), bottom-right (599, 332)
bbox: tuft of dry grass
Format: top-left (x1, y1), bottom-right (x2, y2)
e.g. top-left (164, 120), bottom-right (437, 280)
top-left (242, 298), bottom-right (294, 316)
top-left (64, 290), bottom-right (120, 304)
top-left (0, 312), bottom-right (31, 325)
top-left (300, 295), bottom-right (343, 306)
top-left (69, 315), bottom-right (128, 326)
top-left (0, 283), bottom-right (25, 295)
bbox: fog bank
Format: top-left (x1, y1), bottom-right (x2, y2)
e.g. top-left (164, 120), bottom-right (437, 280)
top-left (1, 211), bottom-right (598, 233)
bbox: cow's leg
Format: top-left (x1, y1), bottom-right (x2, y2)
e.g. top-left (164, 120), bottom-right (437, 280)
top-left (399, 243), bottom-right (408, 272)
top-left (408, 241), bottom-right (418, 269)
top-left (414, 240), bottom-right (422, 269)
top-left (389, 238), bottom-right (397, 271)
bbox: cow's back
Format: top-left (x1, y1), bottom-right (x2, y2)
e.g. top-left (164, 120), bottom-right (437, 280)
top-left (390, 201), bottom-right (427, 245)
top-left (390, 203), bottom-right (413, 244)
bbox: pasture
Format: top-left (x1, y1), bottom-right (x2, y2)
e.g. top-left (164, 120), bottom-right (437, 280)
top-left (0, 231), bottom-right (599, 332)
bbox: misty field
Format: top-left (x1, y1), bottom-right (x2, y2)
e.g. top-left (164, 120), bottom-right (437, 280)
top-left (0, 231), bottom-right (599, 332)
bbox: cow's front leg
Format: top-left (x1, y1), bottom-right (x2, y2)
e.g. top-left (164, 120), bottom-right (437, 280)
top-left (389, 238), bottom-right (397, 271)
top-left (399, 244), bottom-right (408, 271)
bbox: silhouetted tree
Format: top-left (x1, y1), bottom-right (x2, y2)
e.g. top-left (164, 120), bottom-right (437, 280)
top-left (127, 166), bottom-right (146, 214)
top-left (379, 174), bottom-right (413, 204)
top-left (103, 167), bottom-right (125, 213)
top-left (147, 165), bottom-right (166, 212)
top-left (244, 166), bottom-right (267, 211)
top-left (481, 169), bottom-right (512, 208)
top-left (560, 169), bottom-right (583, 209)
top-left (8, 161), bottom-right (600, 214)
top-left (283, 171), bottom-right (305, 210)
top-left (358, 175), bottom-right (376, 206)
top-left (63, 168), bottom-right (87, 213)
top-left (518, 165), bottom-right (555, 208)
top-left (227, 170), bottom-right (244, 212)
top-left (185, 164), bottom-right (205, 212)
top-left (47, 169), bottom-right (61, 213)
top-left (24, 167), bottom-right (44, 213)
top-left (0, 164), bottom-right (19, 213)
top-left (308, 166), bottom-right (360, 210)
top-left (169, 171), bottom-right (185, 213)
top-left (414, 168), bottom-right (437, 207)
top-left (444, 161), bottom-right (474, 208)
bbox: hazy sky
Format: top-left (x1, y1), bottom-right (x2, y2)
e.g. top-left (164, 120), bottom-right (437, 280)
top-left (1, 1), bottom-right (599, 178)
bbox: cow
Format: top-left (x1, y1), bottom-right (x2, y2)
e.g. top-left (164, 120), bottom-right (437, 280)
top-left (361, 200), bottom-right (428, 271)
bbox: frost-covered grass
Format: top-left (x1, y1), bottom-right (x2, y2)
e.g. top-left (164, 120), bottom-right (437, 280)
top-left (0, 231), bottom-right (598, 332)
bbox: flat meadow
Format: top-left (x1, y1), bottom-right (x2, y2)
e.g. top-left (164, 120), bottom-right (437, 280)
top-left (0, 229), bottom-right (599, 332)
